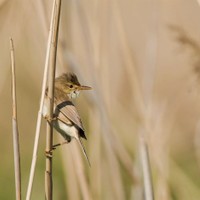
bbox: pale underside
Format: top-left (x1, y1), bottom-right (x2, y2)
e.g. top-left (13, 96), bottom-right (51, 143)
top-left (42, 97), bottom-right (87, 141)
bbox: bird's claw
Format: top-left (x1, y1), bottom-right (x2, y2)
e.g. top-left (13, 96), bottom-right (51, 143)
top-left (45, 149), bottom-right (53, 158)
top-left (45, 141), bottom-right (70, 157)
top-left (52, 141), bottom-right (69, 149)
top-left (52, 145), bottom-right (57, 150)
top-left (44, 116), bottom-right (57, 123)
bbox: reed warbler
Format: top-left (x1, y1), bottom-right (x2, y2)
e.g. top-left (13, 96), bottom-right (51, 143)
top-left (43, 72), bottom-right (92, 166)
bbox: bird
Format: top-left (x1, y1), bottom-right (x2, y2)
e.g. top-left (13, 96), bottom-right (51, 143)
top-left (43, 72), bottom-right (92, 166)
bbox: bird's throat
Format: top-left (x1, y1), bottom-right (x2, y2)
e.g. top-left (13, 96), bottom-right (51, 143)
top-left (68, 91), bottom-right (80, 99)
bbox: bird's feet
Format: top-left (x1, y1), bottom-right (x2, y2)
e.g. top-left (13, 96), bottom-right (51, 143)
top-left (44, 115), bottom-right (57, 123)
top-left (45, 141), bottom-right (69, 157)
top-left (45, 145), bottom-right (58, 157)
top-left (45, 149), bottom-right (53, 158)
top-left (52, 141), bottom-right (69, 150)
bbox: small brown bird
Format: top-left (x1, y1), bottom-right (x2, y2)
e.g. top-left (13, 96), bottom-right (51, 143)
top-left (43, 72), bottom-right (92, 166)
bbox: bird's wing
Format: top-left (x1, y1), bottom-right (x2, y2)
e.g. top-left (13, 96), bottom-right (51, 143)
top-left (54, 100), bottom-right (87, 139)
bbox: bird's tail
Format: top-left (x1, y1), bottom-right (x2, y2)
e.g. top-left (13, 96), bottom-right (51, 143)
top-left (77, 137), bottom-right (91, 167)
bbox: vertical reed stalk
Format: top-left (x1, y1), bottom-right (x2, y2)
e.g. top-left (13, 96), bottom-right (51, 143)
top-left (10, 38), bottom-right (22, 200)
top-left (26, 0), bottom-right (60, 199)
top-left (45, 0), bottom-right (62, 199)
top-left (139, 132), bottom-right (154, 200)
top-left (26, 1), bottom-right (61, 200)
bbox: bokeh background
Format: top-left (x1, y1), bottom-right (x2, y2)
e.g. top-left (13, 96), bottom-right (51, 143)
top-left (1, 0), bottom-right (200, 199)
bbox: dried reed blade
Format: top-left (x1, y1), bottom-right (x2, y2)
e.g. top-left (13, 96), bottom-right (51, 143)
top-left (10, 38), bottom-right (22, 200)
top-left (139, 132), bottom-right (154, 200)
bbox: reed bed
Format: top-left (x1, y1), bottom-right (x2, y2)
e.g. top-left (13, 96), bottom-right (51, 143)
top-left (0, 0), bottom-right (200, 199)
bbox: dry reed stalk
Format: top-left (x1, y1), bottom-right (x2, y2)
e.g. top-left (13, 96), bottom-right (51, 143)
top-left (10, 38), bottom-right (21, 200)
top-left (195, 120), bottom-right (200, 169)
top-left (26, 1), bottom-right (58, 199)
top-left (45, 0), bottom-right (62, 199)
top-left (139, 131), bottom-right (154, 200)
top-left (138, 2), bottom-right (157, 198)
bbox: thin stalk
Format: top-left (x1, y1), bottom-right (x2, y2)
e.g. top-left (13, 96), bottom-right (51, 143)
top-left (10, 38), bottom-right (22, 200)
top-left (139, 133), bottom-right (154, 200)
top-left (25, 1), bottom-right (57, 199)
top-left (45, 0), bottom-right (62, 199)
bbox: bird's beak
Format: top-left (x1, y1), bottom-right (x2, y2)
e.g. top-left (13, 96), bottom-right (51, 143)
top-left (78, 85), bottom-right (92, 90)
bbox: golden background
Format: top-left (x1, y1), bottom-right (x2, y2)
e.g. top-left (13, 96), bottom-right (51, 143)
top-left (1, 0), bottom-right (200, 199)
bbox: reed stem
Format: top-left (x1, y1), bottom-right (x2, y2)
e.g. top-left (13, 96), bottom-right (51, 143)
top-left (10, 38), bottom-right (22, 200)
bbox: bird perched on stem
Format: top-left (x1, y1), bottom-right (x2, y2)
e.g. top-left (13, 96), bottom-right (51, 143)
top-left (43, 72), bottom-right (92, 166)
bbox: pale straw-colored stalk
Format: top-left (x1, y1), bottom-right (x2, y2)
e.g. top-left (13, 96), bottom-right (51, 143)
top-left (10, 38), bottom-right (22, 200)
top-left (45, 0), bottom-right (62, 199)
top-left (25, 0), bottom-right (58, 199)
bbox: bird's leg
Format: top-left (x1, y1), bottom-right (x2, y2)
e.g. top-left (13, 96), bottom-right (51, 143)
top-left (44, 114), bottom-right (57, 123)
top-left (45, 140), bottom-right (66, 157)
top-left (45, 141), bottom-right (69, 157)
top-left (45, 141), bottom-right (65, 158)
top-left (52, 141), bottom-right (69, 150)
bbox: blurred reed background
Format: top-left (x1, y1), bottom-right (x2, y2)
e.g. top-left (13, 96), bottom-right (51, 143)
top-left (1, 0), bottom-right (200, 199)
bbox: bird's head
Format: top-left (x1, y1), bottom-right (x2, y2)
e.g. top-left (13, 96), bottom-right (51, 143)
top-left (55, 72), bottom-right (92, 99)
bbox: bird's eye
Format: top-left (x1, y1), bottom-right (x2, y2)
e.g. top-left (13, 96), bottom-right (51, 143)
top-left (69, 84), bottom-right (73, 88)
